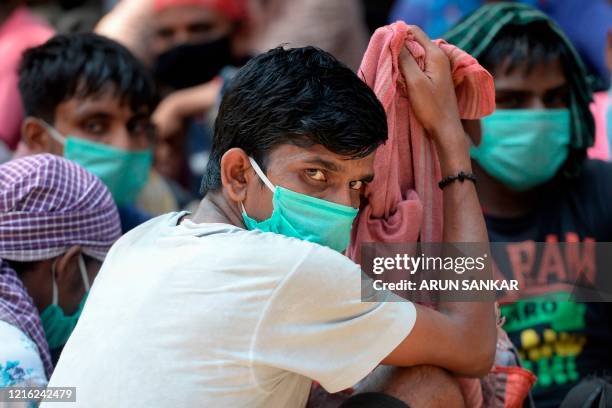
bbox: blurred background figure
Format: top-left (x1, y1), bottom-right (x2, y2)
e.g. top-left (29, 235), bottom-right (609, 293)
top-left (149, 0), bottom-right (251, 198)
top-left (390, 0), bottom-right (612, 90)
top-left (28, 0), bottom-right (102, 32)
top-left (247, 0), bottom-right (369, 72)
top-left (0, 154), bottom-right (121, 386)
top-left (0, 0), bottom-right (54, 163)
top-left (95, 0), bottom-right (156, 64)
top-left (446, 3), bottom-right (612, 407)
top-left (389, 0), bottom-right (482, 39)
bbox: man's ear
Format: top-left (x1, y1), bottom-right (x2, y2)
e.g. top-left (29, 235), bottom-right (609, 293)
top-left (220, 148), bottom-right (252, 203)
top-left (461, 119), bottom-right (482, 147)
top-left (54, 245), bottom-right (82, 288)
top-left (21, 117), bottom-right (58, 154)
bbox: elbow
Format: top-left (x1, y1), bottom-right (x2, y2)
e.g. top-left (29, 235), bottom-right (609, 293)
top-left (468, 344), bottom-right (496, 378)
top-left (460, 333), bottom-right (496, 378)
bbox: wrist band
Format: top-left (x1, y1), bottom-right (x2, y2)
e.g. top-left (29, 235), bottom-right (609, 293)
top-left (438, 171), bottom-right (476, 189)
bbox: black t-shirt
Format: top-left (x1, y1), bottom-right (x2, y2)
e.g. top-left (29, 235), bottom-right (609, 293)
top-left (485, 159), bottom-right (612, 408)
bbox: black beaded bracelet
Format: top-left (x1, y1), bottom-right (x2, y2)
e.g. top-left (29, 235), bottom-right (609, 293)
top-left (438, 171), bottom-right (477, 189)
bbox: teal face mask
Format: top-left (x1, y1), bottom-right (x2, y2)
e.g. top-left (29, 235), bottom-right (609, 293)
top-left (40, 255), bottom-right (90, 350)
top-left (42, 121), bottom-right (152, 206)
top-left (471, 109), bottom-right (571, 191)
top-left (241, 157), bottom-right (359, 252)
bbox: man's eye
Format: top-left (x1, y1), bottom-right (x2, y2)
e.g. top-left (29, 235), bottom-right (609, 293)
top-left (496, 96), bottom-right (522, 109)
top-left (305, 169), bottom-right (326, 182)
top-left (83, 120), bottom-right (106, 135)
top-left (349, 180), bottom-right (364, 190)
top-left (543, 90), bottom-right (569, 108)
top-left (188, 23), bottom-right (214, 35)
top-left (156, 28), bottom-right (174, 39)
top-left (130, 121), bottom-right (155, 139)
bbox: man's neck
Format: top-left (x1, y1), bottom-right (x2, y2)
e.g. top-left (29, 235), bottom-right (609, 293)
top-left (473, 161), bottom-right (539, 219)
top-left (190, 192), bottom-right (245, 228)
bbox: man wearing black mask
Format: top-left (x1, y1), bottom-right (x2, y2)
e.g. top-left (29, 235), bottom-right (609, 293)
top-left (150, 0), bottom-right (250, 195)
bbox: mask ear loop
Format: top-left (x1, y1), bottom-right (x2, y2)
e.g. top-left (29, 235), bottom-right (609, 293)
top-left (242, 157), bottom-right (276, 216)
top-left (50, 258), bottom-right (60, 306)
top-left (248, 157), bottom-right (275, 192)
top-left (36, 119), bottom-right (66, 146)
top-left (78, 254), bottom-right (91, 292)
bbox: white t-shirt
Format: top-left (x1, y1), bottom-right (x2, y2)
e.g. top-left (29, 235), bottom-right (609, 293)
top-left (45, 212), bottom-right (416, 408)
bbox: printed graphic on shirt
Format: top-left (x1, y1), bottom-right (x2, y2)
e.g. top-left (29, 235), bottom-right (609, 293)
top-left (501, 293), bottom-right (586, 390)
top-left (492, 234), bottom-right (597, 301)
top-left (491, 234), bottom-right (612, 407)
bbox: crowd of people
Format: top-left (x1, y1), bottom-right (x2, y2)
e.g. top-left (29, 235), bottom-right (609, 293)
top-left (0, 0), bottom-right (611, 407)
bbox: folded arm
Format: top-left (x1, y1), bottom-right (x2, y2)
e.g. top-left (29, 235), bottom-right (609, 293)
top-left (381, 26), bottom-right (496, 377)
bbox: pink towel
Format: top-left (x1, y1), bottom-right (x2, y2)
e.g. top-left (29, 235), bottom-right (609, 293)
top-left (348, 21), bottom-right (495, 261)
top-left (348, 22), bottom-right (495, 407)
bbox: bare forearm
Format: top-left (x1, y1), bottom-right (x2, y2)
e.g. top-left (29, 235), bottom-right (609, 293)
top-left (382, 128), bottom-right (496, 375)
top-left (166, 85), bottom-right (214, 119)
top-left (434, 125), bottom-right (487, 244)
top-left (434, 125), bottom-right (496, 362)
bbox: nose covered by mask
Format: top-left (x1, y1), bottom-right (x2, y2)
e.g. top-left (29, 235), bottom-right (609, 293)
top-left (42, 121), bottom-right (152, 206)
top-left (241, 157), bottom-right (359, 252)
top-left (40, 254), bottom-right (90, 350)
top-left (471, 109), bottom-right (572, 191)
top-left (153, 36), bottom-right (233, 90)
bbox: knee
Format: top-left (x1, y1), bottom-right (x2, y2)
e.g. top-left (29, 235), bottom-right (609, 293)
top-left (383, 365), bottom-right (466, 408)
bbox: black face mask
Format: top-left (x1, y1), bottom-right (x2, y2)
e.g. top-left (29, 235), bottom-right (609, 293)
top-left (153, 36), bottom-right (233, 90)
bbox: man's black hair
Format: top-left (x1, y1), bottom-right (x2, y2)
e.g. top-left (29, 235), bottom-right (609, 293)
top-left (18, 33), bottom-right (157, 123)
top-left (479, 22), bottom-right (568, 77)
top-left (201, 46), bottom-right (388, 196)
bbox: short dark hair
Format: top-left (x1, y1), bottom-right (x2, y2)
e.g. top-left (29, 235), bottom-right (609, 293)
top-left (479, 22), bottom-right (568, 76)
top-left (18, 33), bottom-right (157, 123)
top-left (201, 46), bottom-right (388, 196)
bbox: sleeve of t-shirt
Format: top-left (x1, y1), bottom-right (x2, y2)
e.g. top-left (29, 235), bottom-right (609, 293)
top-left (0, 320), bottom-right (48, 387)
top-left (251, 243), bottom-right (416, 393)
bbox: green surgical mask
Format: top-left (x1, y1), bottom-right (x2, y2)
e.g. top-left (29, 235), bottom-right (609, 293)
top-left (241, 157), bottom-right (359, 252)
top-left (40, 255), bottom-right (90, 350)
top-left (471, 109), bottom-right (571, 191)
top-left (41, 120), bottom-right (152, 206)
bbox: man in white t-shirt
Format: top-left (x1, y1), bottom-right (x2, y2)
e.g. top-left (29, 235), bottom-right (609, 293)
top-left (46, 27), bottom-right (496, 407)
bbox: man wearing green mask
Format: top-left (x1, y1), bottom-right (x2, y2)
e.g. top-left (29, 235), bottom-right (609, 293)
top-left (47, 37), bottom-right (497, 407)
top-left (445, 3), bottom-right (612, 407)
top-left (0, 154), bottom-right (121, 385)
top-left (17, 33), bottom-right (169, 232)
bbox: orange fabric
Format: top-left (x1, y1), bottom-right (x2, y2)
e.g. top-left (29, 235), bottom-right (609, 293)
top-left (492, 366), bottom-right (537, 408)
top-left (348, 21), bottom-right (495, 260)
